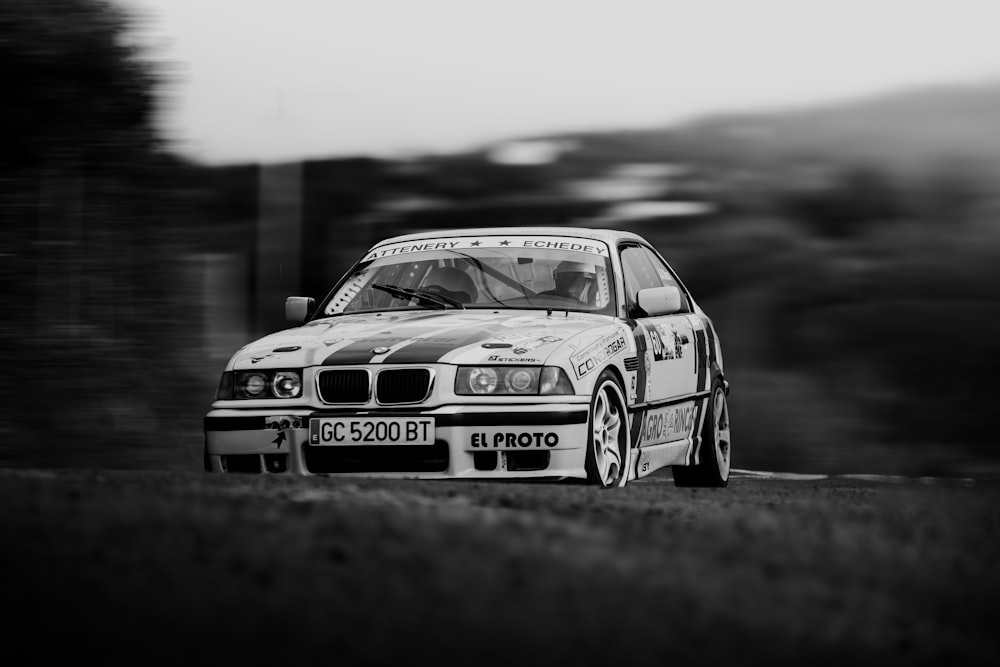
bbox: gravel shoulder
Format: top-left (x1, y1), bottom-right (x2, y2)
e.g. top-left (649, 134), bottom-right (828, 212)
top-left (3, 468), bottom-right (997, 666)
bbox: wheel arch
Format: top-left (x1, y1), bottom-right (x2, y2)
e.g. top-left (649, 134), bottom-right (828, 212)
top-left (585, 365), bottom-right (633, 488)
top-left (599, 363), bottom-right (629, 400)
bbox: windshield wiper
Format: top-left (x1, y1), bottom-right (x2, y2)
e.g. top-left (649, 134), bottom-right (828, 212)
top-left (371, 283), bottom-right (465, 309)
top-left (451, 252), bottom-right (539, 299)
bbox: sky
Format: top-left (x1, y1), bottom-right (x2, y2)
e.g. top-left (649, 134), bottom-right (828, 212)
top-left (118, 0), bottom-right (1000, 166)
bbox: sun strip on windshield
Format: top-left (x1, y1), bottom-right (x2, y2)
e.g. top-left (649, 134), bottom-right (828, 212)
top-left (362, 235), bottom-right (611, 262)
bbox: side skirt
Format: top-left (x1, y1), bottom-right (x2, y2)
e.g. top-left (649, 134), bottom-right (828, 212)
top-left (633, 440), bottom-right (690, 480)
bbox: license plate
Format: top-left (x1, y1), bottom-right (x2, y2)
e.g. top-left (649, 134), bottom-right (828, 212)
top-left (309, 417), bottom-right (435, 445)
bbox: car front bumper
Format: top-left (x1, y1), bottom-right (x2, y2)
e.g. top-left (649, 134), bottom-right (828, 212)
top-left (204, 402), bottom-right (591, 479)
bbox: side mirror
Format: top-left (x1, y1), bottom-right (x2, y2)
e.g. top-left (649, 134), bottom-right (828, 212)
top-left (285, 296), bottom-right (315, 324)
top-left (636, 286), bottom-right (682, 317)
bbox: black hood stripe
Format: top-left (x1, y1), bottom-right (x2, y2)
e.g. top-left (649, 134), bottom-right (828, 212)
top-left (322, 316), bottom-right (508, 365)
top-left (323, 332), bottom-right (422, 366)
top-left (321, 326), bottom-right (444, 364)
top-left (381, 326), bottom-right (499, 363)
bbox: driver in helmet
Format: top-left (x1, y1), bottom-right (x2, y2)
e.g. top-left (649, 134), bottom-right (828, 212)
top-left (541, 260), bottom-right (596, 303)
top-left (422, 266), bottom-right (477, 304)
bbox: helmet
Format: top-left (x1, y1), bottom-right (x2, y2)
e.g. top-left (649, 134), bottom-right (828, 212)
top-left (552, 260), bottom-right (596, 302)
top-left (423, 266), bottom-right (477, 303)
top-left (553, 260), bottom-right (596, 281)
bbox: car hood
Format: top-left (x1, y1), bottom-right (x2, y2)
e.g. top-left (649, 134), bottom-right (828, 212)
top-left (228, 310), bottom-right (616, 370)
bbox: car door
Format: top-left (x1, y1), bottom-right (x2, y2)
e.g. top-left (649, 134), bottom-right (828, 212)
top-left (620, 244), bottom-right (698, 403)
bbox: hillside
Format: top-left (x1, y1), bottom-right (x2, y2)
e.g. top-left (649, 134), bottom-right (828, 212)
top-left (530, 78), bottom-right (1000, 178)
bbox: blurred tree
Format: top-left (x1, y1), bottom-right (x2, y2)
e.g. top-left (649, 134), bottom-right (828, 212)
top-left (0, 0), bottom-right (203, 466)
top-left (0, 0), bottom-right (164, 331)
top-left (0, 0), bottom-right (158, 169)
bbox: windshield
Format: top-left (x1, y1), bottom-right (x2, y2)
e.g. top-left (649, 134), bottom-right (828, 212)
top-left (320, 234), bottom-right (616, 316)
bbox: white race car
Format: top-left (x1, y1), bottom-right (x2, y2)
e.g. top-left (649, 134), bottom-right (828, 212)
top-left (204, 226), bottom-right (731, 488)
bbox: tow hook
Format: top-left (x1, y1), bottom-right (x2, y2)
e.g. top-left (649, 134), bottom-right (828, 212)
top-left (266, 416), bottom-right (303, 430)
top-left (265, 416), bottom-right (302, 449)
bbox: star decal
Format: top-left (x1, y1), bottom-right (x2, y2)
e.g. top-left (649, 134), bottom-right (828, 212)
top-left (499, 239), bottom-right (510, 246)
top-left (470, 240), bottom-right (481, 246)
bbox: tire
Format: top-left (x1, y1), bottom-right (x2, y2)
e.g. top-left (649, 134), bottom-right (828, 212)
top-left (673, 377), bottom-right (731, 487)
top-left (585, 371), bottom-right (632, 488)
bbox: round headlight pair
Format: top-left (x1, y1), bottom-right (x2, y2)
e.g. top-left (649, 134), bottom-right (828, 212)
top-left (459, 367), bottom-right (540, 395)
top-left (237, 371), bottom-right (301, 399)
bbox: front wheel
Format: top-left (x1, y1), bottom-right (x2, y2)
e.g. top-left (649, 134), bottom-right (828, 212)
top-left (585, 371), bottom-right (632, 488)
top-left (672, 378), bottom-right (731, 487)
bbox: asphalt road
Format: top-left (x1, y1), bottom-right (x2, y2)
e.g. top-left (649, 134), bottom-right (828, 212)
top-left (2, 468), bottom-right (996, 666)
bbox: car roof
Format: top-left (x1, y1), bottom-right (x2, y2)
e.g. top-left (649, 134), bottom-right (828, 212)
top-left (372, 226), bottom-right (648, 248)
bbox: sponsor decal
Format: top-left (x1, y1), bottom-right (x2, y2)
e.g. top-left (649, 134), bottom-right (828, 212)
top-left (671, 325), bottom-right (687, 359)
top-left (471, 432), bottom-right (559, 448)
top-left (638, 403), bottom-right (696, 446)
top-left (648, 326), bottom-right (666, 360)
top-left (648, 323), bottom-right (685, 362)
top-left (487, 355), bottom-right (540, 363)
top-left (571, 333), bottom-right (628, 379)
top-left (364, 240), bottom-right (464, 260)
top-left (512, 335), bottom-right (563, 355)
top-left (362, 236), bottom-right (611, 262)
top-left (638, 453), bottom-right (651, 475)
top-left (520, 240), bottom-right (607, 255)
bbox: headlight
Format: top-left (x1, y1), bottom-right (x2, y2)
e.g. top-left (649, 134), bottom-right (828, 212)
top-left (272, 371), bottom-right (302, 398)
top-left (216, 370), bottom-right (303, 400)
top-left (464, 367), bottom-right (498, 394)
top-left (455, 366), bottom-right (573, 395)
top-left (242, 373), bottom-right (268, 397)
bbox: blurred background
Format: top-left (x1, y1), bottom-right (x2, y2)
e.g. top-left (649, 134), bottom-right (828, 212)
top-left (3, 0), bottom-right (1000, 476)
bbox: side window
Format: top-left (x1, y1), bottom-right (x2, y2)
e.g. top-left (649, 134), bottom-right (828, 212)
top-left (619, 244), bottom-right (691, 314)
top-left (640, 246), bottom-right (691, 313)
top-left (620, 245), bottom-right (663, 309)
